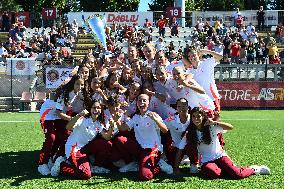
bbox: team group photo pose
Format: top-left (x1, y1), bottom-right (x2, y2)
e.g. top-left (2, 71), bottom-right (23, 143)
top-left (1, 0), bottom-right (283, 188)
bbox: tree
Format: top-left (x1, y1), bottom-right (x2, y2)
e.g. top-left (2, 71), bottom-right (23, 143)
top-left (0, 0), bottom-right (22, 12)
top-left (80, 0), bottom-right (140, 12)
top-left (201, 0), bottom-right (245, 11)
top-left (148, 0), bottom-right (174, 12)
top-left (16, 0), bottom-right (70, 12)
top-left (244, 0), bottom-right (267, 10)
top-left (269, 0), bottom-right (284, 10)
top-left (185, 0), bottom-right (205, 11)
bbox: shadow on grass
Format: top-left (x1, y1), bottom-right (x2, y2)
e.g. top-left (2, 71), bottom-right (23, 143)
top-left (0, 150), bottom-right (43, 186)
top-left (81, 167), bottom-right (200, 186)
top-left (0, 151), bottom-right (202, 186)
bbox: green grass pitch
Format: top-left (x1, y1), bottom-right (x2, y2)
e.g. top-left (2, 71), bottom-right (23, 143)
top-left (0, 110), bottom-right (283, 189)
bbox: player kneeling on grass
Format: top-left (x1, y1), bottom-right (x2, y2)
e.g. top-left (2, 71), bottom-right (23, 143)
top-left (175, 107), bottom-right (270, 179)
top-left (164, 98), bottom-right (199, 174)
top-left (50, 100), bottom-right (115, 179)
top-left (117, 94), bottom-right (173, 181)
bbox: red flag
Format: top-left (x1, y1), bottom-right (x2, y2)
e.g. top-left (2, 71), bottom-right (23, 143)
top-left (70, 142), bottom-right (78, 167)
top-left (40, 109), bottom-right (52, 130)
top-left (149, 144), bottom-right (158, 166)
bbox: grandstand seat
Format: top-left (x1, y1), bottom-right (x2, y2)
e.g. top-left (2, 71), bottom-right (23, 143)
top-left (19, 91), bottom-right (33, 111)
top-left (33, 92), bottom-right (46, 102)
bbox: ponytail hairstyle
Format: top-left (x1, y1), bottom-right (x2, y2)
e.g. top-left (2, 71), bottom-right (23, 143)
top-left (186, 107), bottom-right (212, 147)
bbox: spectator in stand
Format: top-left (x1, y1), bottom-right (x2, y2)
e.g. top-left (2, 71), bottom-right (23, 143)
top-left (246, 23), bottom-right (255, 35)
top-left (155, 37), bottom-right (166, 52)
top-left (236, 15), bottom-right (244, 29)
top-left (170, 17), bottom-right (179, 37)
top-left (239, 40), bottom-right (248, 64)
top-left (214, 19), bottom-right (222, 35)
top-left (249, 28), bottom-right (258, 44)
top-left (70, 19), bottom-right (79, 38)
top-left (157, 15), bottom-right (167, 38)
top-left (18, 22), bottom-right (26, 38)
top-left (255, 38), bottom-right (266, 64)
top-left (1, 12), bottom-right (10, 32)
top-left (230, 39), bottom-right (241, 64)
top-left (247, 41), bottom-right (255, 64)
top-left (144, 18), bottom-right (153, 33)
top-left (214, 40), bottom-right (224, 54)
top-left (267, 41), bottom-right (279, 64)
top-left (223, 33), bottom-right (232, 57)
top-left (231, 8), bottom-right (242, 27)
top-left (257, 6), bottom-right (265, 31)
top-left (206, 37), bottom-right (215, 51)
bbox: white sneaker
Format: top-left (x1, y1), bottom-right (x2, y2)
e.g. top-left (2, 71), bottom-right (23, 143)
top-left (180, 156), bottom-right (191, 165)
top-left (158, 159), bottom-right (173, 174)
top-left (190, 164), bottom-right (199, 174)
top-left (250, 165), bottom-right (271, 175)
top-left (50, 156), bottom-right (66, 177)
top-left (113, 159), bottom-right (126, 168)
top-left (38, 164), bottom-right (50, 175)
top-left (91, 166), bottom-right (110, 174)
top-left (119, 161), bottom-right (138, 173)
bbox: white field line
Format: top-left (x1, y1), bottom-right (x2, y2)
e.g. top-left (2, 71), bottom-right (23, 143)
top-left (0, 120), bottom-right (37, 123)
top-left (222, 118), bottom-right (282, 121)
top-left (0, 119), bottom-right (282, 123)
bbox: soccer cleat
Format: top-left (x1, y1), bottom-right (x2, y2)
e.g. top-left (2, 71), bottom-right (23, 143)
top-left (38, 164), bottom-right (50, 175)
top-left (158, 159), bottom-right (173, 174)
top-left (50, 156), bottom-right (66, 177)
top-left (91, 166), bottom-right (110, 174)
top-left (189, 164), bottom-right (199, 174)
top-left (119, 161), bottom-right (138, 173)
top-left (250, 165), bottom-right (271, 175)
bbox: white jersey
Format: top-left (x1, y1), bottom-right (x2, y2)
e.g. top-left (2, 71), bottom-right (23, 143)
top-left (148, 96), bottom-right (176, 120)
top-left (126, 110), bottom-right (164, 152)
top-left (164, 78), bottom-right (215, 110)
top-left (189, 58), bottom-right (220, 101)
top-left (56, 91), bottom-right (85, 113)
top-left (39, 99), bottom-right (58, 120)
top-left (65, 117), bottom-right (104, 158)
top-left (165, 60), bottom-right (192, 76)
top-left (165, 114), bottom-right (190, 148)
top-left (153, 81), bottom-right (175, 106)
top-left (104, 109), bottom-right (130, 136)
top-left (179, 125), bottom-right (227, 164)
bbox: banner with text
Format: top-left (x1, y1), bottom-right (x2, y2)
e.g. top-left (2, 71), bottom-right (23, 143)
top-left (217, 81), bottom-right (284, 108)
top-left (67, 12), bottom-right (153, 27)
top-left (192, 10), bottom-right (278, 27)
top-left (6, 58), bottom-right (36, 75)
top-left (45, 67), bottom-right (73, 89)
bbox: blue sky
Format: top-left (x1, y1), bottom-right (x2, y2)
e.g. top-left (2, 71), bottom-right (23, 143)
top-left (138, 0), bottom-right (151, 12)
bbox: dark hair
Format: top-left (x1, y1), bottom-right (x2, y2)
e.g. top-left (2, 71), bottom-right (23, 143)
top-left (54, 75), bottom-right (84, 106)
top-left (106, 95), bottom-right (120, 108)
top-left (186, 107), bottom-right (212, 146)
top-left (175, 98), bottom-right (191, 114)
top-left (86, 99), bottom-right (105, 124)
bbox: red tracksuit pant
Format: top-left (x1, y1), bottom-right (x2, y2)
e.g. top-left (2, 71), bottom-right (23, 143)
top-left (38, 120), bottom-right (59, 165)
top-left (201, 156), bottom-right (254, 179)
top-left (60, 138), bottom-right (112, 179)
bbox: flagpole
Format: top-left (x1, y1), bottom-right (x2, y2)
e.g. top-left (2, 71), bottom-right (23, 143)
top-left (10, 59), bottom-right (14, 112)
